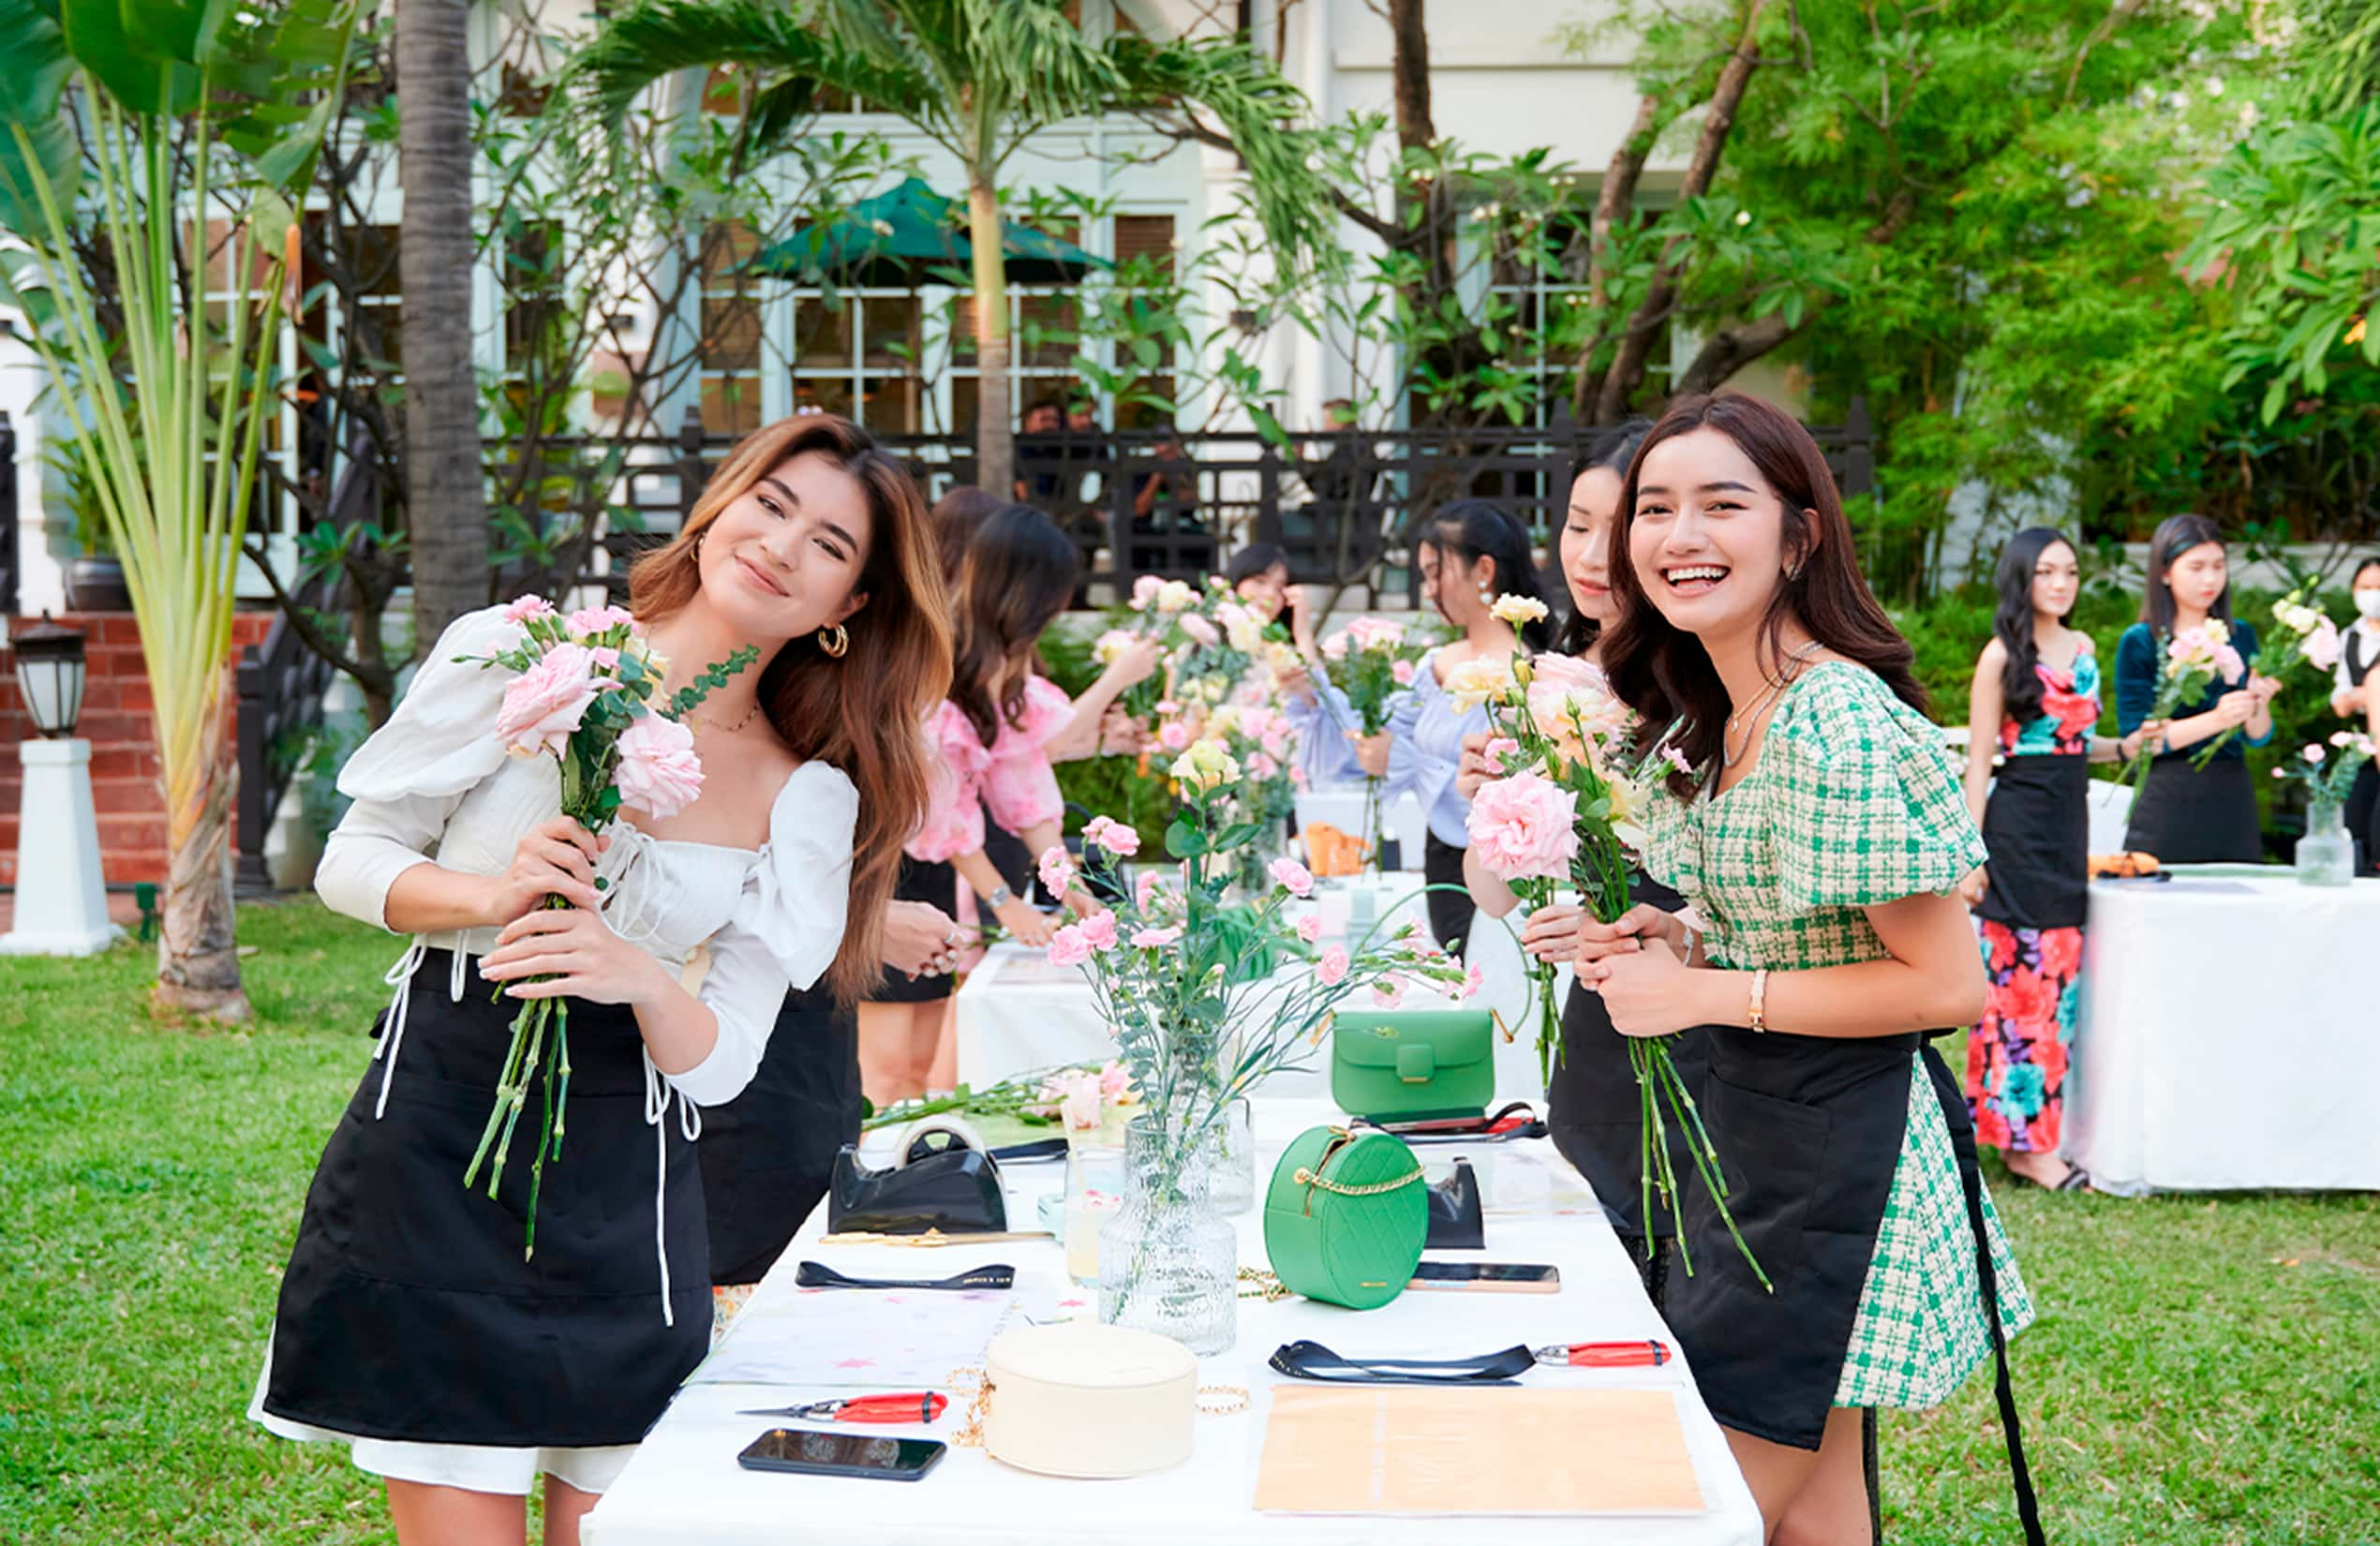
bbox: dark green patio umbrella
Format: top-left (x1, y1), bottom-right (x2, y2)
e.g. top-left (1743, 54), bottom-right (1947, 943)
top-left (749, 176), bottom-right (1112, 286)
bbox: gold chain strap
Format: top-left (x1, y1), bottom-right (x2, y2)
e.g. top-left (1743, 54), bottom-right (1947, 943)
top-left (1236, 1266), bottom-right (1292, 1301)
top-left (1292, 1165), bottom-right (1424, 1197)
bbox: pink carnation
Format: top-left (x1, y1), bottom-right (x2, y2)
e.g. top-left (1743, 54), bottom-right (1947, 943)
top-left (1461, 964), bottom-right (1485, 1000)
top-left (1077, 911), bottom-right (1120, 951)
top-left (1178, 614), bottom-right (1220, 647)
top-left (1098, 1061), bottom-right (1132, 1098)
top-left (1249, 751), bottom-right (1279, 780)
top-left (1290, 766), bottom-right (1310, 789)
top-left (1136, 870), bottom-right (1162, 911)
top-left (1371, 979), bottom-right (1405, 1008)
top-left (1131, 925), bottom-right (1183, 948)
top-left (1296, 914), bottom-right (1322, 944)
top-left (1037, 844), bottom-right (1075, 897)
top-left (1131, 574), bottom-right (1164, 610)
top-left (1158, 721), bottom-right (1194, 752)
top-left (1391, 659), bottom-right (1417, 686)
top-left (614, 712), bottom-right (706, 819)
top-left (589, 647), bottom-right (621, 673)
top-left (1082, 816), bottom-right (1140, 856)
top-left (501, 595), bottom-right (558, 624)
top-left (1048, 926), bottom-right (1093, 968)
top-left (1321, 632), bottom-right (1349, 662)
top-left (2215, 645), bottom-right (2246, 683)
top-left (496, 643), bottom-right (603, 760)
top-left (567, 604), bottom-right (637, 638)
top-left (1465, 770), bottom-right (1581, 882)
top-left (1483, 736), bottom-right (1523, 765)
top-left (1317, 946), bottom-right (1349, 987)
top-left (1268, 855), bottom-right (1316, 897)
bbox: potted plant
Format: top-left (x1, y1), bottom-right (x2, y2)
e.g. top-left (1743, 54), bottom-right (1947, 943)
top-left (44, 435), bottom-right (134, 612)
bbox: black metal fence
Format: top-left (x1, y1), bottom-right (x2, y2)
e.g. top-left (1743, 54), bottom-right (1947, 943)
top-left (528, 402), bottom-right (1875, 606)
top-left (0, 412), bottom-right (18, 617)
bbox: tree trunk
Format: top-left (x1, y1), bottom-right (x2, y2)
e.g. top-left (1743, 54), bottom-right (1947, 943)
top-left (1387, 0), bottom-right (1435, 155)
top-left (397, 0), bottom-right (489, 655)
top-left (1592, 0), bottom-right (1773, 421)
top-left (967, 173), bottom-right (1014, 498)
top-left (154, 712), bottom-right (249, 1022)
top-left (1570, 93), bottom-right (1661, 418)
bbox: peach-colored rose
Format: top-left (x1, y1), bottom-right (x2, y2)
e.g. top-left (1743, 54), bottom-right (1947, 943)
top-left (496, 643), bottom-right (603, 759)
top-left (614, 711), bottom-right (705, 819)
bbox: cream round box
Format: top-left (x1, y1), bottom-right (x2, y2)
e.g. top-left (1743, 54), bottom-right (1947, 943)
top-left (979, 1322), bottom-right (1197, 1478)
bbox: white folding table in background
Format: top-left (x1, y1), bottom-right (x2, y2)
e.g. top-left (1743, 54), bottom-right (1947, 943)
top-left (2067, 869), bottom-right (2380, 1194)
top-left (584, 1098), bottom-right (1761, 1546)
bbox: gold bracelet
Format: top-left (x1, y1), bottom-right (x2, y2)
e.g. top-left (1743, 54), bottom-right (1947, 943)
top-left (1748, 967), bottom-right (1769, 1033)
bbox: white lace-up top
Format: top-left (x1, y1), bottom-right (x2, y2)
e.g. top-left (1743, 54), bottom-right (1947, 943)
top-left (315, 605), bottom-right (858, 1114)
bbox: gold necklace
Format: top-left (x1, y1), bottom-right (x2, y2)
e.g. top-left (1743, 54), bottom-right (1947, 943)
top-left (1721, 641), bottom-right (1824, 768)
top-left (691, 701), bottom-right (762, 736)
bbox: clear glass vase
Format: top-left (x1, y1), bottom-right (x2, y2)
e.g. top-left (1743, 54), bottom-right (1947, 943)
top-left (2297, 798), bottom-right (2355, 887)
top-left (1098, 1115), bottom-right (1238, 1355)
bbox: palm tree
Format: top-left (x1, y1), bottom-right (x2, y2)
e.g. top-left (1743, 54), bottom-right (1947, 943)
top-left (395, 0), bottom-right (491, 647)
top-left (0, 0), bottom-right (358, 1019)
top-left (568, 0), bottom-right (1327, 496)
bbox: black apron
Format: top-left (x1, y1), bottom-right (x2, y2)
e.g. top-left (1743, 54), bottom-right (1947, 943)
top-left (1421, 832), bottom-right (1476, 959)
top-left (1548, 876), bottom-right (1705, 1257)
top-left (2122, 754), bottom-right (2261, 864)
top-left (2343, 629), bottom-right (2378, 873)
top-left (1666, 1030), bottom-right (2044, 1543)
top-left (262, 949), bottom-right (708, 1448)
top-left (700, 983), bottom-right (864, 1287)
top-left (871, 799), bottom-right (1036, 1003)
top-left (1978, 754), bottom-right (2090, 929)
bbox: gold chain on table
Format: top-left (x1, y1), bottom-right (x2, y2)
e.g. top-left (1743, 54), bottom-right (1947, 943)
top-left (1237, 1266), bottom-right (1292, 1301)
top-left (1292, 1165), bottom-right (1423, 1197)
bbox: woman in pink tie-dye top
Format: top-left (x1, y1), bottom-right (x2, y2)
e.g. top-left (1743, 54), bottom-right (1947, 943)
top-left (859, 504), bottom-right (1107, 1102)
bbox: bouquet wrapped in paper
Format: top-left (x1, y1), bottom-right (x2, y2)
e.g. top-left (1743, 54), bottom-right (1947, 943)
top-left (2122, 619), bottom-right (2239, 787)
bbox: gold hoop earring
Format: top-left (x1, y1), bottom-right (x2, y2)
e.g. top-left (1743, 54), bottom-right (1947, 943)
top-left (819, 623), bottom-right (850, 658)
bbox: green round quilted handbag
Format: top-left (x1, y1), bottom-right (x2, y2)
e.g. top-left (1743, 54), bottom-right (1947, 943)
top-left (1259, 1126), bottom-right (1428, 1310)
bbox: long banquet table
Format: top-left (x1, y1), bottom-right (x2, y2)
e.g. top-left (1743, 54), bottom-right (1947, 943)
top-left (2066, 868), bottom-right (2380, 1194)
top-left (583, 1098), bottom-right (1761, 1546)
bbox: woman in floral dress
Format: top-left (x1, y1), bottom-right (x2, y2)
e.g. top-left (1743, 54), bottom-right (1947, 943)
top-left (1578, 394), bottom-right (2043, 1546)
top-left (1958, 528), bottom-right (2148, 1191)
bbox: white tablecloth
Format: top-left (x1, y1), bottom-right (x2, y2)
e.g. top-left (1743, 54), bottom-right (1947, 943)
top-left (584, 1099), bottom-right (1760, 1546)
top-left (955, 876), bottom-right (1552, 1104)
top-left (2066, 870), bottom-right (2380, 1193)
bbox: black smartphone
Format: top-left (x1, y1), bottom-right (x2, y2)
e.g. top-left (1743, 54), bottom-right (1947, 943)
top-left (1406, 1261), bottom-right (1561, 1293)
top-left (736, 1427), bottom-right (947, 1482)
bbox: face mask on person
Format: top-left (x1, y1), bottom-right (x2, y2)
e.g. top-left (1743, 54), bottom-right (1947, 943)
top-left (2357, 589), bottom-right (2380, 621)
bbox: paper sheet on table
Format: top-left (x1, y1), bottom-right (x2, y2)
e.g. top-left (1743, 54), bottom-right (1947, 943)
top-left (688, 1288), bottom-right (1018, 1389)
top-left (1252, 1386), bottom-right (1704, 1516)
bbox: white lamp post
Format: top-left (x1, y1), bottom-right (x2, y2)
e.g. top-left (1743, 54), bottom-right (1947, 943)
top-left (3, 615), bottom-right (122, 955)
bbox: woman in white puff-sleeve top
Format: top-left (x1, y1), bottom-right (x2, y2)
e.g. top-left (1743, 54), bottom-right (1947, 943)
top-left (252, 415), bottom-right (950, 1546)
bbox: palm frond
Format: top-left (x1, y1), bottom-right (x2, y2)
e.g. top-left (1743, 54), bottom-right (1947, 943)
top-left (957, 0), bottom-right (1121, 154)
top-left (1111, 32), bottom-right (1331, 269)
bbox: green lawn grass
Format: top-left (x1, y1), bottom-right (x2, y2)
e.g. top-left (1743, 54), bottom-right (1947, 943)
top-left (2, 902), bottom-right (2374, 1543)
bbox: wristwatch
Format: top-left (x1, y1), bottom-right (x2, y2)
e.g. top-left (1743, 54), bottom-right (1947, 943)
top-left (985, 884), bottom-right (1014, 910)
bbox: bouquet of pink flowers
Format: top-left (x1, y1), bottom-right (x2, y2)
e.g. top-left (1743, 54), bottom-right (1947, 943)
top-left (460, 596), bottom-right (757, 1254)
top-left (2268, 730), bottom-right (2376, 803)
top-left (1464, 615), bottom-right (1763, 1288)
top-left (2191, 591), bottom-right (2345, 767)
top-left (2124, 619), bottom-right (2239, 788)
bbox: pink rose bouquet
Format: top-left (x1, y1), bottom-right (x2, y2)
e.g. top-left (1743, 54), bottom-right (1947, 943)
top-left (454, 597), bottom-right (759, 1253)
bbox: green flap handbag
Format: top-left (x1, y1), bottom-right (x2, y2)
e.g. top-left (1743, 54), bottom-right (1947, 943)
top-left (1330, 1010), bottom-right (1495, 1122)
top-left (1260, 1125), bottom-right (1428, 1311)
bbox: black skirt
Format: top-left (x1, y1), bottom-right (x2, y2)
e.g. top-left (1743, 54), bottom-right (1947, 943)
top-left (700, 983), bottom-right (864, 1287)
top-left (1421, 833), bottom-right (1477, 959)
top-left (1978, 753), bottom-right (2090, 929)
top-left (261, 950), bottom-right (708, 1448)
top-left (2122, 754), bottom-right (2262, 864)
top-left (870, 803), bottom-right (1039, 1003)
top-left (2346, 761), bottom-right (2378, 873)
top-left (1547, 877), bottom-right (1706, 1246)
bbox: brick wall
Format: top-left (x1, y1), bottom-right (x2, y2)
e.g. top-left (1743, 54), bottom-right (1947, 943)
top-left (0, 611), bottom-right (276, 885)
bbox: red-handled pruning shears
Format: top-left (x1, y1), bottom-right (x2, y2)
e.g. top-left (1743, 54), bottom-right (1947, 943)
top-left (1532, 1340), bottom-right (1673, 1368)
top-left (737, 1392), bottom-right (949, 1424)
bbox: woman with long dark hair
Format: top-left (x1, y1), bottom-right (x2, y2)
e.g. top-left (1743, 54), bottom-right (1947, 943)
top-left (1287, 499), bottom-right (1554, 953)
top-left (1455, 421), bottom-right (1706, 1295)
top-left (1576, 394), bottom-right (2040, 1545)
top-left (857, 503), bottom-right (1104, 1103)
top-left (2329, 555), bottom-right (2380, 870)
top-left (1957, 528), bottom-right (2144, 1193)
top-left (2115, 513), bottom-right (2276, 862)
top-left (253, 414), bottom-right (950, 1544)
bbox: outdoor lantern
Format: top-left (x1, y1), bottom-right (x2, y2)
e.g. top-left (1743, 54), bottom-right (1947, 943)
top-left (11, 614), bottom-right (88, 738)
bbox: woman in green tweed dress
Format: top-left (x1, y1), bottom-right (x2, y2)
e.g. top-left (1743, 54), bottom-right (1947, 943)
top-left (1579, 394), bottom-right (2043, 1546)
